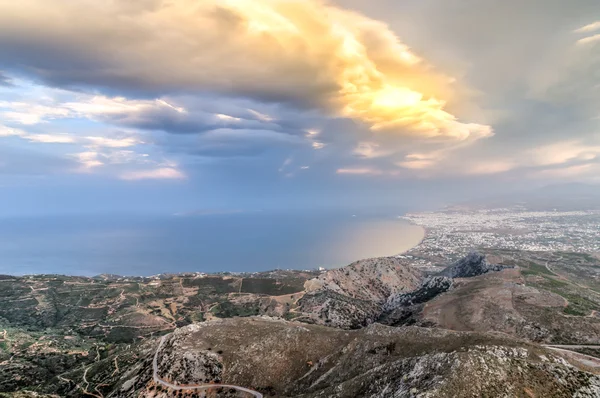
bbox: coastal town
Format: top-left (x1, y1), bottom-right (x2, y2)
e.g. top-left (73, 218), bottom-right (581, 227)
top-left (401, 207), bottom-right (600, 268)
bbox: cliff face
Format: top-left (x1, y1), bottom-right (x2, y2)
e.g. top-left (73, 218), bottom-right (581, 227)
top-left (118, 317), bottom-right (600, 398)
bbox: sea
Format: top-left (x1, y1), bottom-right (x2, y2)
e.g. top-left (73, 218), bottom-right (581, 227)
top-left (0, 211), bottom-right (424, 276)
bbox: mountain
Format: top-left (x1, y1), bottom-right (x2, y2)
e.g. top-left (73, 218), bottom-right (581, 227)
top-left (1, 250), bottom-right (600, 397)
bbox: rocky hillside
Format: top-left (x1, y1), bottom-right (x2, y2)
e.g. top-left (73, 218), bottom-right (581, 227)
top-left (116, 317), bottom-right (600, 397)
top-left (304, 257), bottom-right (423, 303)
top-left (296, 257), bottom-right (424, 328)
top-left (2, 250), bottom-right (600, 397)
top-left (438, 251), bottom-right (506, 278)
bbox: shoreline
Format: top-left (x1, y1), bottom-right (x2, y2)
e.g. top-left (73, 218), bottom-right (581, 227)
top-left (396, 215), bottom-right (428, 255)
top-left (396, 222), bottom-right (427, 256)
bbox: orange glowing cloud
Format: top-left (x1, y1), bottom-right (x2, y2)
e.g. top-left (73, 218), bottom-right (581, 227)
top-left (0, 0), bottom-right (490, 142)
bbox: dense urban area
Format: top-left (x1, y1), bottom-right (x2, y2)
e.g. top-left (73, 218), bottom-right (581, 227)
top-left (402, 207), bottom-right (600, 270)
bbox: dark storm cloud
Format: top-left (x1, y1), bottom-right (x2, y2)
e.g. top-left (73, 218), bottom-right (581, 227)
top-left (94, 101), bottom-right (275, 135)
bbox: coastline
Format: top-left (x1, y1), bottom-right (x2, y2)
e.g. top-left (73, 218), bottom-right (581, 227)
top-left (396, 216), bottom-right (427, 256)
top-left (395, 223), bottom-right (426, 256)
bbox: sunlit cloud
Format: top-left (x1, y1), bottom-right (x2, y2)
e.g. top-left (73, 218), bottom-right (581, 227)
top-left (1, 0), bottom-right (596, 187)
top-left (25, 134), bottom-right (76, 144)
top-left (0, 101), bottom-right (71, 125)
top-left (465, 161), bottom-right (516, 175)
top-left (575, 21), bottom-right (600, 34)
top-left (0, 0), bottom-right (489, 143)
top-left (84, 136), bottom-right (141, 148)
top-left (395, 152), bottom-right (515, 177)
top-left (577, 34), bottom-right (600, 46)
top-left (72, 151), bottom-right (103, 170)
top-left (64, 97), bottom-right (183, 119)
top-left (0, 123), bottom-right (140, 149)
top-left (0, 125), bottom-right (26, 137)
top-left (119, 167), bottom-right (186, 181)
top-left (533, 164), bottom-right (596, 179)
top-left (529, 141), bottom-right (600, 166)
top-left (396, 153), bottom-right (437, 170)
top-left (0, 94), bottom-right (189, 128)
top-left (353, 142), bottom-right (393, 159)
top-left (337, 167), bottom-right (385, 176)
top-left (248, 109), bottom-right (274, 122)
top-left (215, 114), bottom-right (242, 122)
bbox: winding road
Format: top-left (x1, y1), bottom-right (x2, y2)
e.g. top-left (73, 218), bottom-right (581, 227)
top-left (152, 334), bottom-right (263, 397)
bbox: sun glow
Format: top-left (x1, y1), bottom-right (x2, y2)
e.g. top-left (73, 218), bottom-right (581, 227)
top-left (0, 0), bottom-right (491, 142)
top-left (371, 87), bottom-right (423, 109)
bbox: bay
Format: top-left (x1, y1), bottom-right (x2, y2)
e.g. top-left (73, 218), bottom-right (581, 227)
top-left (0, 211), bottom-right (424, 276)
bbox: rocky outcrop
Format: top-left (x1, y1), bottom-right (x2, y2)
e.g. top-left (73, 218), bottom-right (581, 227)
top-left (154, 329), bottom-right (223, 385)
top-left (438, 252), bottom-right (505, 278)
top-left (384, 276), bottom-right (454, 311)
top-left (296, 290), bottom-right (381, 329)
top-left (378, 276), bottom-right (454, 327)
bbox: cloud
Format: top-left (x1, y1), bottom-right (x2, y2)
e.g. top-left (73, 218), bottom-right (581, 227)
top-left (577, 34), bottom-right (600, 46)
top-left (396, 153), bottom-right (437, 170)
top-left (0, 101), bottom-right (71, 125)
top-left (0, 89), bottom-right (298, 141)
top-left (575, 21), bottom-right (600, 34)
top-left (84, 136), bottom-right (141, 148)
top-left (532, 163), bottom-right (597, 180)
top-left (0, 0), bottom-right (489, 142)
top-left (119, 167), bottom-right (186, 181)
top-left (336, 167), bottom-right (391, 176)
top-left (162, 128), bottom-right (308, 158)
top-left (353, 141), bottom-right (393, 158)
top-left (529, 141), bottom-right (600, 166)
top-left (1, 120), bottom-right (141, 149)
top-left (72, 151), bottom-right (103, 170)
top-left (464, 160), bottom-right (516, 175)
top-left (278, 157), bottom-right (293, 172)
top-left (0, 125), bottom-right (26, 137)
top-left (0, 72), bottom-right (12, 86)
top-left (25, 134), bottom-right (75, 143)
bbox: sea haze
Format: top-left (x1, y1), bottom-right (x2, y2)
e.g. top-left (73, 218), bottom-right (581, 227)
top-left (0, 211), bottom-right (424, 276)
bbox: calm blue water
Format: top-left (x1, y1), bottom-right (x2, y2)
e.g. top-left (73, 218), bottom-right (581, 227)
top-left (0, 212), bottom-right (424, 276)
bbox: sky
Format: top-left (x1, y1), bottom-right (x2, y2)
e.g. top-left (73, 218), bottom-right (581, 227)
top-left (0, 0), bottom-right (599, 216)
